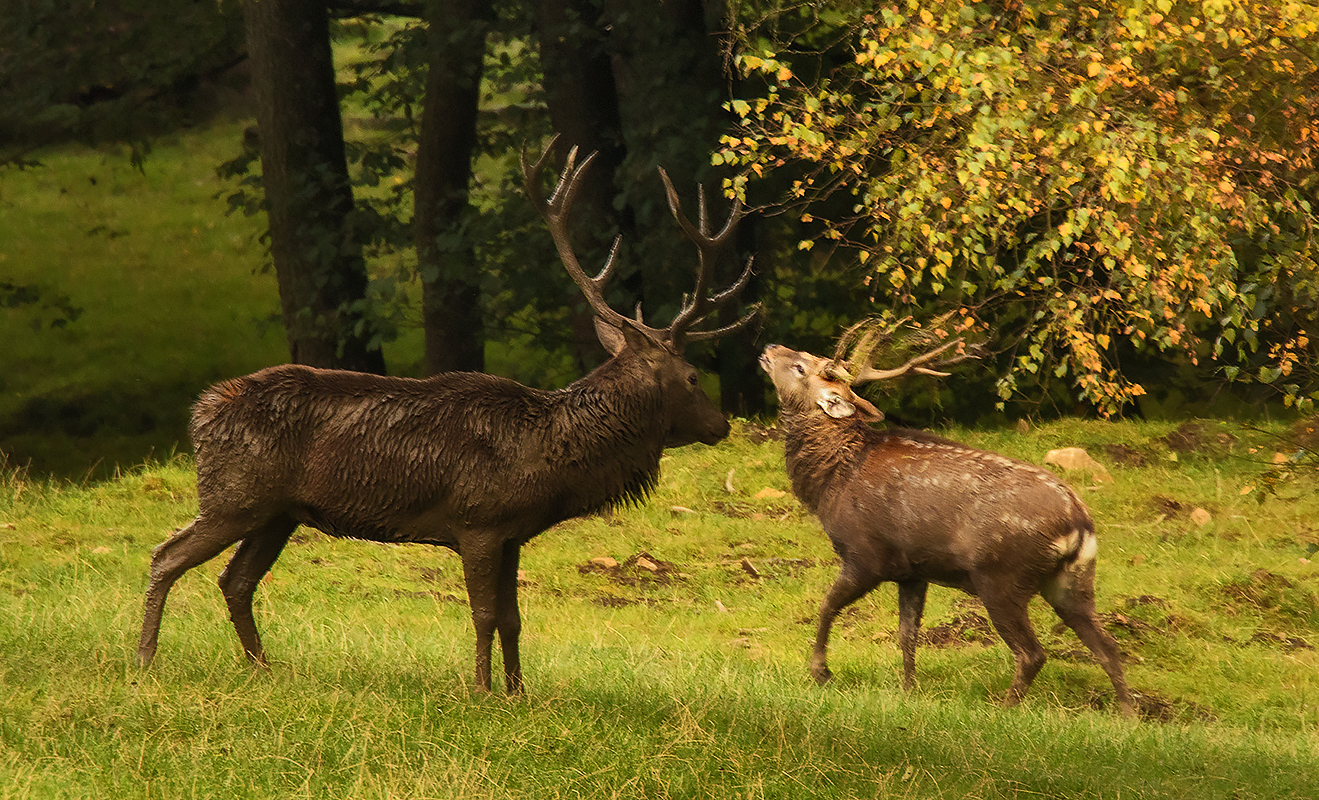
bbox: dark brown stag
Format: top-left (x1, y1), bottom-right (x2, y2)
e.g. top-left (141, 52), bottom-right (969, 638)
top-left (760, 328), bottom-right (1135, 717)
top-left (137, 138), bottom-right (757, 693)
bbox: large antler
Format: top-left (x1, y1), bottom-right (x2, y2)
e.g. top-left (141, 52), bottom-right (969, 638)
top-left (830, 317), bottom-right (981, 385)
top-left (657, 167), bottom-right (759, 351)
top-left (523, 136), bottom-right (760, 353)
top-left (521, 135), bottom-right (645, 338)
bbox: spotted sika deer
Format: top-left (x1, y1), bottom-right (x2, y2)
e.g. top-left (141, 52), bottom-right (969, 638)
top-left (759, 333), bottom-right (1135, 717)
top-left (137, 137), bottom-right (757, 693)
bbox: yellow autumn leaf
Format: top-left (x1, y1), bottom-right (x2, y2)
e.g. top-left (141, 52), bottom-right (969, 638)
top-left (1088, 61), bottom-right (1103, 77)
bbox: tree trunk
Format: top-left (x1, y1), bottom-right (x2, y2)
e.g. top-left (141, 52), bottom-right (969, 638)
top-left (534, 0), bottom-right (636, 372)
top-left (243, 0), bottom-right (385, 373)
top-left (415, 0), bottom-right (492, 375)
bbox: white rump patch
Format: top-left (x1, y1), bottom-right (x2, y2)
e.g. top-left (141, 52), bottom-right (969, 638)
top-left (1052, 529), bottom-right (1097, 564)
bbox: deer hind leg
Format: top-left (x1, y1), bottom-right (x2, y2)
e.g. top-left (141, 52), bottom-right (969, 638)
top-left (1042, 559), bottom-right (1137, 718)
top-left (461, 535), bottom-right (509, 693)
top-left (217, 516), bottom-right (297, 666)
top-left (810, 562), bottom-right (882, 685)
top-left (896, 580), bottom-right (928, 692)
top-left (139, 513), bottom-right (256, 666)
top-left (495, 539), bottom-right (524, 695)
top-left (977, 586), bottom-right (1046, 707)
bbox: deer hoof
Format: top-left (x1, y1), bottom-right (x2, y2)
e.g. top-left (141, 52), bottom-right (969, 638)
top-left (810, 665), bottom-right (834, 685)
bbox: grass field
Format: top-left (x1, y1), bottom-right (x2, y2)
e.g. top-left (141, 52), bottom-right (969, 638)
top-left (2, 66), bottom-right (1318, 800)
top-left (1, 418), bottom-right (1317, 798)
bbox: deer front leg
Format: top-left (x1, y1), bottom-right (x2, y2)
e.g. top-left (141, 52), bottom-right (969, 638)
top-left (896, 580), bottom-right (928, 692)
top-left (810, 562), bottom-right (880, 685)
top-left (495, 539), bottom-right (524, 695)
top-left (461, 537), bottom-right (505, 693)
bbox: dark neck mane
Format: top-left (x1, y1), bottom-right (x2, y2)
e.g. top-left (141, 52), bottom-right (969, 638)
top-left (780, 408), bottom-right (873, 513)
top-left (536, 351), bottom-right (668, 517)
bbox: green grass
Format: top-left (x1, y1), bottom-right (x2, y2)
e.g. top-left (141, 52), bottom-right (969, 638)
top-left (1, 420), bottom-right (1317, 798)
top-left (0, 126), bottom-right (288, 478)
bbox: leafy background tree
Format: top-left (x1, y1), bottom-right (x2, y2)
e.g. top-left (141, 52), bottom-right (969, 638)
top-left (720, 0), bottom-right (1319, 419)
top-left (3, 0), bottom-right (1317, 477)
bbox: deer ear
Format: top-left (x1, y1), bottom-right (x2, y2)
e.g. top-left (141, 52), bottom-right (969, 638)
top-left (817, 389), bottom-right (857, 419)
top-left (605, 318), bottom-right (670, 365)
top-left (595, 317), bottom-right (627, 355)
top-left (851, 394), bottom-right (885, 422)
top-left (817, 388), bottom-right (885, 422)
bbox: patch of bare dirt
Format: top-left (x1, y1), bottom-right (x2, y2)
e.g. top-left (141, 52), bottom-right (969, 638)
top-left (392, 589), bottom-right (464, 603)
top-left (577, 551), bottom-right (684, 587)
top-left (1081, 689), bottom-right (1215, 723)
top-left (1223, 569), bottom-right (1295, 609)
top-left (592, 594), bottom-right (638, 609)
top-left (922, 611), bottom-right (996, 647)
top-left (740, 422), bottom-right (784, 444)
top-left (1291, 415), bottom-right (1319, 450)
top-left (1124, 594), bottom-right (1171, 610)
top-left (1160, 421), bottom-right (1236, 455)
top-left (1097, 611), bottom-right (1161, 640)
top-left (1149, 495), bottom-right (1187, 519)
top-left (1102, 443), bottom-right (1151, 467)
top-left (1248, 631), bottom-right (1314, 651)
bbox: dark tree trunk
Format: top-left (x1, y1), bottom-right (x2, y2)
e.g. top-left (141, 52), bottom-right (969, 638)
top-left (243, 0), bottom-right (385, 373)
top-left (415, 0), bottom-right (492, 375)
top-left (534, 0), bottom-right (637, 373)
top-left (719, 218), bottom-right (766, 417)
top-left (601, 0), bottom-right (760, 410)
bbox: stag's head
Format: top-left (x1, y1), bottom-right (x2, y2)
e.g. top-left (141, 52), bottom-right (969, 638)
top-left (760, 319), bottom-right (979, 424)
top-left (522, 137), bottom-right (760, 447)
top-left (759, 345), bottom-right (884, 423)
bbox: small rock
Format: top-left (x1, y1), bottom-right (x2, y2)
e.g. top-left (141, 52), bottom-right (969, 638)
top-left (714, 600), bottom-right (730, 613)
top-left (92, 546), bottom-right (111, 555)
top-left (1190, 507), bottom-right (1212, 527)
top-left (670, 506), bottom-right (695, 515)
top-left (590, 556), bottom-right (619, 569)
top-left (753, 487), bottom-right (787, 500)
top-left (1015, 418), bottom-right (1030, 434)
top-left (740, 557), bottom-right (760, 579)
top-left (1044, 447), bottom-right (1113, 483)
top-left (636, 556), bottom-right (659, 572)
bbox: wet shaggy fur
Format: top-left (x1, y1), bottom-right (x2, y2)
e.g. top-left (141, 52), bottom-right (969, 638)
top-left (139, 340), bottom-right (730, 693)
top-left (761, 344), bottom-right (1134, 716)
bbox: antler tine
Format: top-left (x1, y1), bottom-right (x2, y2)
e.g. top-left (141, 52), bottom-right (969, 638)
top-left (680, 254), bottom-right (763, 343)
top-left (522, 137), bottom-right (639, 333)
top-left (853, 337), bottom-right (974, 384)
top-left (682, 303), bottom-right (764, 344)
top-left (657, 166), bottom-right (749, 349)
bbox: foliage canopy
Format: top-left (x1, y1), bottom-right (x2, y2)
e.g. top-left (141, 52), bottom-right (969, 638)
top-left (721, 0), bottom-right (1319, 416)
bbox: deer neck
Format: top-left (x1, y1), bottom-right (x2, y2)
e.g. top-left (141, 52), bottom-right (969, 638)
top-left (545, 353), bottom-right (668, 514)
top-left (780, 409), bottom-right (872, 513)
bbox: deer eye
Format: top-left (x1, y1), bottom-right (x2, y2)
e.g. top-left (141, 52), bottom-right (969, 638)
top-left (791, 363), bottom-right (806, 376)
top-left (687, 374), bottom-right (699, 387)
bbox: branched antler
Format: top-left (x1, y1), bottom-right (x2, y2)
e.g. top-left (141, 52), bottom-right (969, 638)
top-left (656, 167), bottom-right (760, 350)
top-left (830, 316), bottom-right (982, 385)
top-left (522, 135), bottom-right (760, 353)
